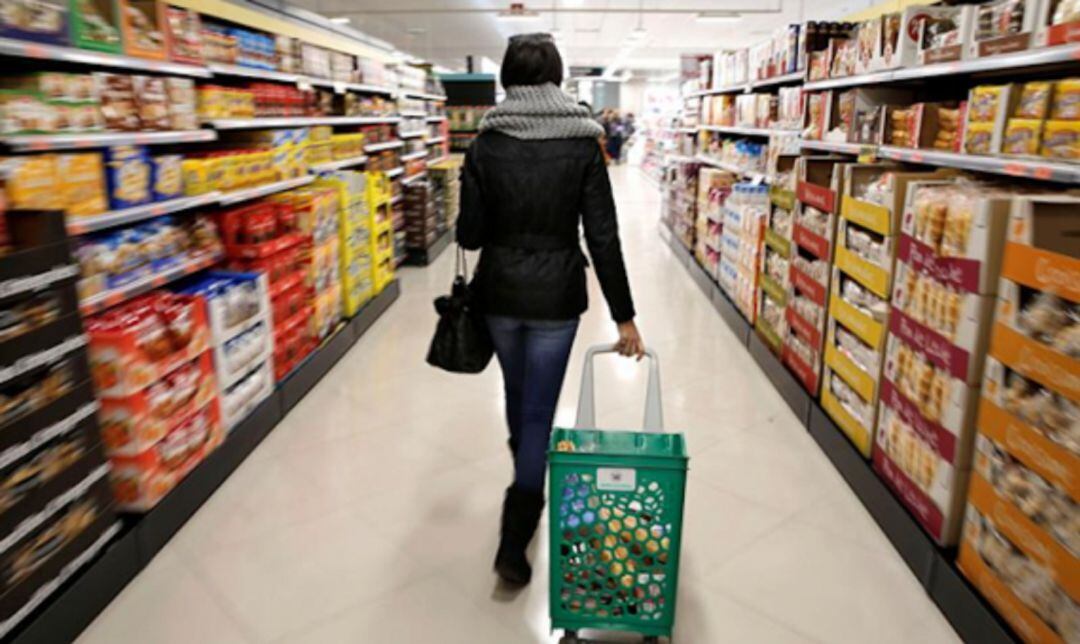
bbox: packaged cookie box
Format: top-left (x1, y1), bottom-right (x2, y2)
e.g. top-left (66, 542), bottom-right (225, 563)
top-left (118, 0), bottom-right (168, 60)
top-left (71, 0), bottom-right (122, 53)
top-left (181, 272), bottom-right (270, 346)
top-left (1037, 0), bottom-right (1080, 44)
top-left (880, 332), bottom-right (983, 445)
top-left (0, 391), bottom-right (100, 533)
top-left (838, 88), bottom-right (915, 144)
top-left (103, 145), bottom-right (151, 210)
top-left (916, 5), bottom-right (977, 64)
top-left (0, 465), bottom-right (117, 641)
top-left (0, 330), bottom-right (90, 434)
top-left (0, 0), bottom-right (69, 45)
top-left (959, 477), bottom-right (1079, 642)
top-left (835, 216), bottom-right (896, 303)
top-left (993, 195), bottom-right (1080, 356)
top-left (873, 400), bottom-right (973, 545)
top-left (163, 5), bottom-right (201, 64)
top-left (98, 350), bottom-right (216, 457)
top-left (963, 84), bottom-right (1019, 156)
top-left (884, 102), bottom-right (967, 152)
top-left (797, 157), bottom-right (850, 215)
top-left (875, 6), bottom-right (966, 69)
top-left (107, 399), bottom-right (222, 511)
top-left (968, 0), bottom-right (1045, 58)
top-left (899, 180), bottom-right (1012, 295)
top-left (821, 361), bottom-right (879, 457)
top-left (219, 358), bottom-right (272, 432)
top-left (890, 266), bottom-right (997, 382)
top-left (212, 319), bottom-right (271, 390)
top-left (85, 292), bottom-right (210, 398)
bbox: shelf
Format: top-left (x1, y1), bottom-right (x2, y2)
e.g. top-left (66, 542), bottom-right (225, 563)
top-left (218, 176), bottom-right (313, 206)
top-left (365, 140), bottom-right (405, 153)
top-left (401, 91), bottom-right (448, 101)
top-left (687, 83), bottom-right (747, 98)
top-left (803, 43), bottom-right (1080, 91)
top-left (208, 115), bottom-right (399, 129)
top-left (310, 155), bottom-right (369, 172)
top-left (2, 129), bottom-right (216, 152)
top-left (66, 192), bottom-right (223, 235)
top-left (400, 172), bottom-right (427, 186)
top-left (206, 62), bottom-right (300, 83)
top-left (400, 150), bottom-right (427, 162)
top-left (750, 71), bottom-right (806, 90)
top-left (699, 125), bottom-right (798, 138)
top-left (399, 110), bottom-right (428, 118)
top-left (426, 136), bottom-right (447, 145)
top-left (876, 146), bottom-right (1080, 184)
top-left (385, 167), bottom-right (404, 178)
top-left (79, 251), bottom-right (222, 315)
top-left (800, 139), bottom-right (866, 155)
top-left (666, 153), bottom-right (698, 164)
top-left (0, 36), bottom-right (210, 77)
top-left (426, 155), bottom-right (450, 165)
top-left (332, 82), bottom-right (396, 96)
top-left (426, 116), bottom-right (447, 122)
top-left (398, 131), bottom-right (426, 139)
top-left (390, 194), bottom-right (403, 205)
top-left (694, 155), bottom-right (771, 183)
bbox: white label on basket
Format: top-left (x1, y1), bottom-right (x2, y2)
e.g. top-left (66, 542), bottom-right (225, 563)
top-left (597, 467), bottom-right (636, 492)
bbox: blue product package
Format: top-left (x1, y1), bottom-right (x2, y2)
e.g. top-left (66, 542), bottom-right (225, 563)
top-left (104, 145), bottom-right (152, 210)
top-left (151, 155), bottom-right (184, 201)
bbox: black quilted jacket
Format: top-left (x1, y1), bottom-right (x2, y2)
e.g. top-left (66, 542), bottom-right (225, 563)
top-left (456, 131), bottom-right (636, 323)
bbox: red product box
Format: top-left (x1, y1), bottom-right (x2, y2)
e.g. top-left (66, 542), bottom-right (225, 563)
top-left (98, 351), bottom-right (217, 457)
top-left (108, 400), bottom-right (222, 511)
top-left (86, 293), bottom-right (210, 398)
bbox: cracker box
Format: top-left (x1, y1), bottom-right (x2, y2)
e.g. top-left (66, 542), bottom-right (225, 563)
top-left (150, 154), bottom-right (182, 202)
top-left (56, 153), bottom-right (107, 218)
top-left (71, 0), bottom-right (122, 53)
top-left (118, 0), bottom-right (168, 60)
top-left (968, 0), bottom-right (1044, 57)
top-left (0, 0), bottom-right (69, 44)
top-left (103, 145), bottom-right (151, 209)
top-left (98, 350), bottom-right (216, 457)
top-left (916, 5), bottom-right (976, 64)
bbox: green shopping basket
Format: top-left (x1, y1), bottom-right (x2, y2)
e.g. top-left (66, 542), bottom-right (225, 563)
top-left (549, 345), bottom-right (688, 644)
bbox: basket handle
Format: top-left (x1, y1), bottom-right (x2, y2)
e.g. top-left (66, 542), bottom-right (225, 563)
top-left (575, 344), bottom-right (663, 433)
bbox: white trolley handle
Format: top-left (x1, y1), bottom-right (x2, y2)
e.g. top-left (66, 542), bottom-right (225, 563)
top-left (575, 344), bottom-right (663, 433)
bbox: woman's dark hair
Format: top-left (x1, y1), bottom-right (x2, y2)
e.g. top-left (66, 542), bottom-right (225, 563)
top-left (500, 33), bottom-right (563, 88)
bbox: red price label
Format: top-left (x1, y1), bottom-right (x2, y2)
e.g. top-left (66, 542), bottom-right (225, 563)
top-left (29, 140), bottom-right (48, 151)
top-left (151, 205), bottom-right (164, 217)
top-left (1033, 166), bottom-right (1053, 180)
top-left (23, 44), bottom-right (46, 58)
top-left (910, 151), bottom-right (924, 163)
top-left (1002, 163), bottom-right (1027, 177)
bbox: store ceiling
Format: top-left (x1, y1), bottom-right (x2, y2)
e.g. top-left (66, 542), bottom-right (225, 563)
top-left (293, 0), bottom-right (862, 73)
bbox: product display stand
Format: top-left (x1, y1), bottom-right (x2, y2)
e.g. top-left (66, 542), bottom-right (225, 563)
top-left (661, 222), bottom-right (1017, 643)
top-left (404, 225), bottom-right (454, 266)
top-left (6, 282), bottom-right (400, 644)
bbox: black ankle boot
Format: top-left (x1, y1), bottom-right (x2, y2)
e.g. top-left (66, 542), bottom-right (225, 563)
top-left (495, 485), bottom-right (544, 586)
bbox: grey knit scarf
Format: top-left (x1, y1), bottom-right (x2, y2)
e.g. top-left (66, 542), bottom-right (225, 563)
top-left (480, 83), bottom-right (604, 140)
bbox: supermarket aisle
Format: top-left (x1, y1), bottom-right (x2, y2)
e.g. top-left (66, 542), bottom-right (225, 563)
top-left (77, 166), bottom-right (960, 644)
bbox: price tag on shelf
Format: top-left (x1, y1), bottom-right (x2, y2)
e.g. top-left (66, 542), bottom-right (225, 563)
top-left (333, 82), bottom-right (346, 95)
top-left (1002, 162), bottom-right (1027, 177)
top-left (297, 80), bottom-right (314, 92)
top-left (23, 43), bottom-right (46, 58)
top-left (1033, 166), bottom-right (1053, 180)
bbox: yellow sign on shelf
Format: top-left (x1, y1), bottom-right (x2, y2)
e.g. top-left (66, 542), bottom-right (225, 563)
top-left (835, 245), bottom-right (892, 300)
top-left (828, 291), bottom-right (886, 349)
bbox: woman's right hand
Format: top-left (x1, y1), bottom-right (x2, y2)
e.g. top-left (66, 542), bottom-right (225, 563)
top-left (615, 321), bottom-right (646, 361)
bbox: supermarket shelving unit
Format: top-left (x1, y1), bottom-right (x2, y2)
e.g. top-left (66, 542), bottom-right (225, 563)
top-left (0, 1), bottom-right (415, 640)
top-left (664, 31), bottom-right (1080, 644)
top-left (7, 281), bottom-right (400, 644)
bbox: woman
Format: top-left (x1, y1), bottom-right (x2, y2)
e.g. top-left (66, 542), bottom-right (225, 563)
top-left (457, 33), bottom-right (644, 586)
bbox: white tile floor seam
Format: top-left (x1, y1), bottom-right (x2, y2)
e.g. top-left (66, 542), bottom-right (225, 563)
top-left (75, 165), bottom-right (961, 644)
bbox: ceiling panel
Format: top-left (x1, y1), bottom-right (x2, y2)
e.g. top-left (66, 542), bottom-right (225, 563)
top-left (292, 0), bottom-right (858, 71)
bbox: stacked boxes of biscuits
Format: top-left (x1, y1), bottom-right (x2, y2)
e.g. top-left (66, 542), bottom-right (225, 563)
top-left (755, 185), bottom-right (796, 354)
top-left (782, 157), bottom-right (846, 396)
top-left (0, 210), bottom-right (118, 639)
top-left (958, 194), bottom-right (1080, 644)
top-left (822, 164), bottom-right (944, 457)
top-left (873, 177), bottom-right (1011, 544)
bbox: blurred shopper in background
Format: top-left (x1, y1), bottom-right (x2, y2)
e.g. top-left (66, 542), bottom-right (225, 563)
top-left (457, 32), bottom-right (644, 587)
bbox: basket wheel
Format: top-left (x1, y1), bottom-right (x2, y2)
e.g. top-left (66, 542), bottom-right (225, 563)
top-left (559, 630), bottom-right (579, 644)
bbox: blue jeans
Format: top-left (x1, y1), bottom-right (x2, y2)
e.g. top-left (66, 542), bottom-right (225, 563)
top-left (487, 316), bottom-right (579, 492)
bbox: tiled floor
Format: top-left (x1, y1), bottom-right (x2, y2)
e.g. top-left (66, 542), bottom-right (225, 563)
top-left (77, 166), bottom-right (961, 643)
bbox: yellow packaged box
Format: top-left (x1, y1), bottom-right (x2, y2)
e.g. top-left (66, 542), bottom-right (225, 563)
top-left (182, 159), bottom-right (210, 196)
top-left (3, 155), bottom-right (61, 210)
top-left (1041, 120), bottom-right (1080, 160)
top-left (1001, 118), bottom-right (1043, 155)
top-left (57, 153), bottom-right (107, 217)
top-left (964, 121), bottom-right (997, 155)
top-left (1050, 78), bottom-right (1080, 120)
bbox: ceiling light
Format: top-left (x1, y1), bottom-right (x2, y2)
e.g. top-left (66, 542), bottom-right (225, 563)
top-left (496, 3), bottom-right (541, 20)
top-left (696, 11), bottom-right (742, 23)
top-left (627, 27), bottom-right (647, 41)
top-left (329, 16), bottom-right (350, 24)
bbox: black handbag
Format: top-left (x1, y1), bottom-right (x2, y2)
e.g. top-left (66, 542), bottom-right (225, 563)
top-left (426, 247), bottom-right (493, 373)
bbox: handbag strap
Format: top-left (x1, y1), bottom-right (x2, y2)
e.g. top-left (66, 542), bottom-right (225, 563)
top-left (455, 245), bottom-right (468, 278)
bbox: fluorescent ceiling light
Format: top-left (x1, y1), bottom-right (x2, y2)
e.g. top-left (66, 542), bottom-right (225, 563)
top-left (696, 11), bottom-right (741, 22)
top-left (329, 16), bottom-right (350, 24)
top-left (496, 10), bottom-right (541, 20)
